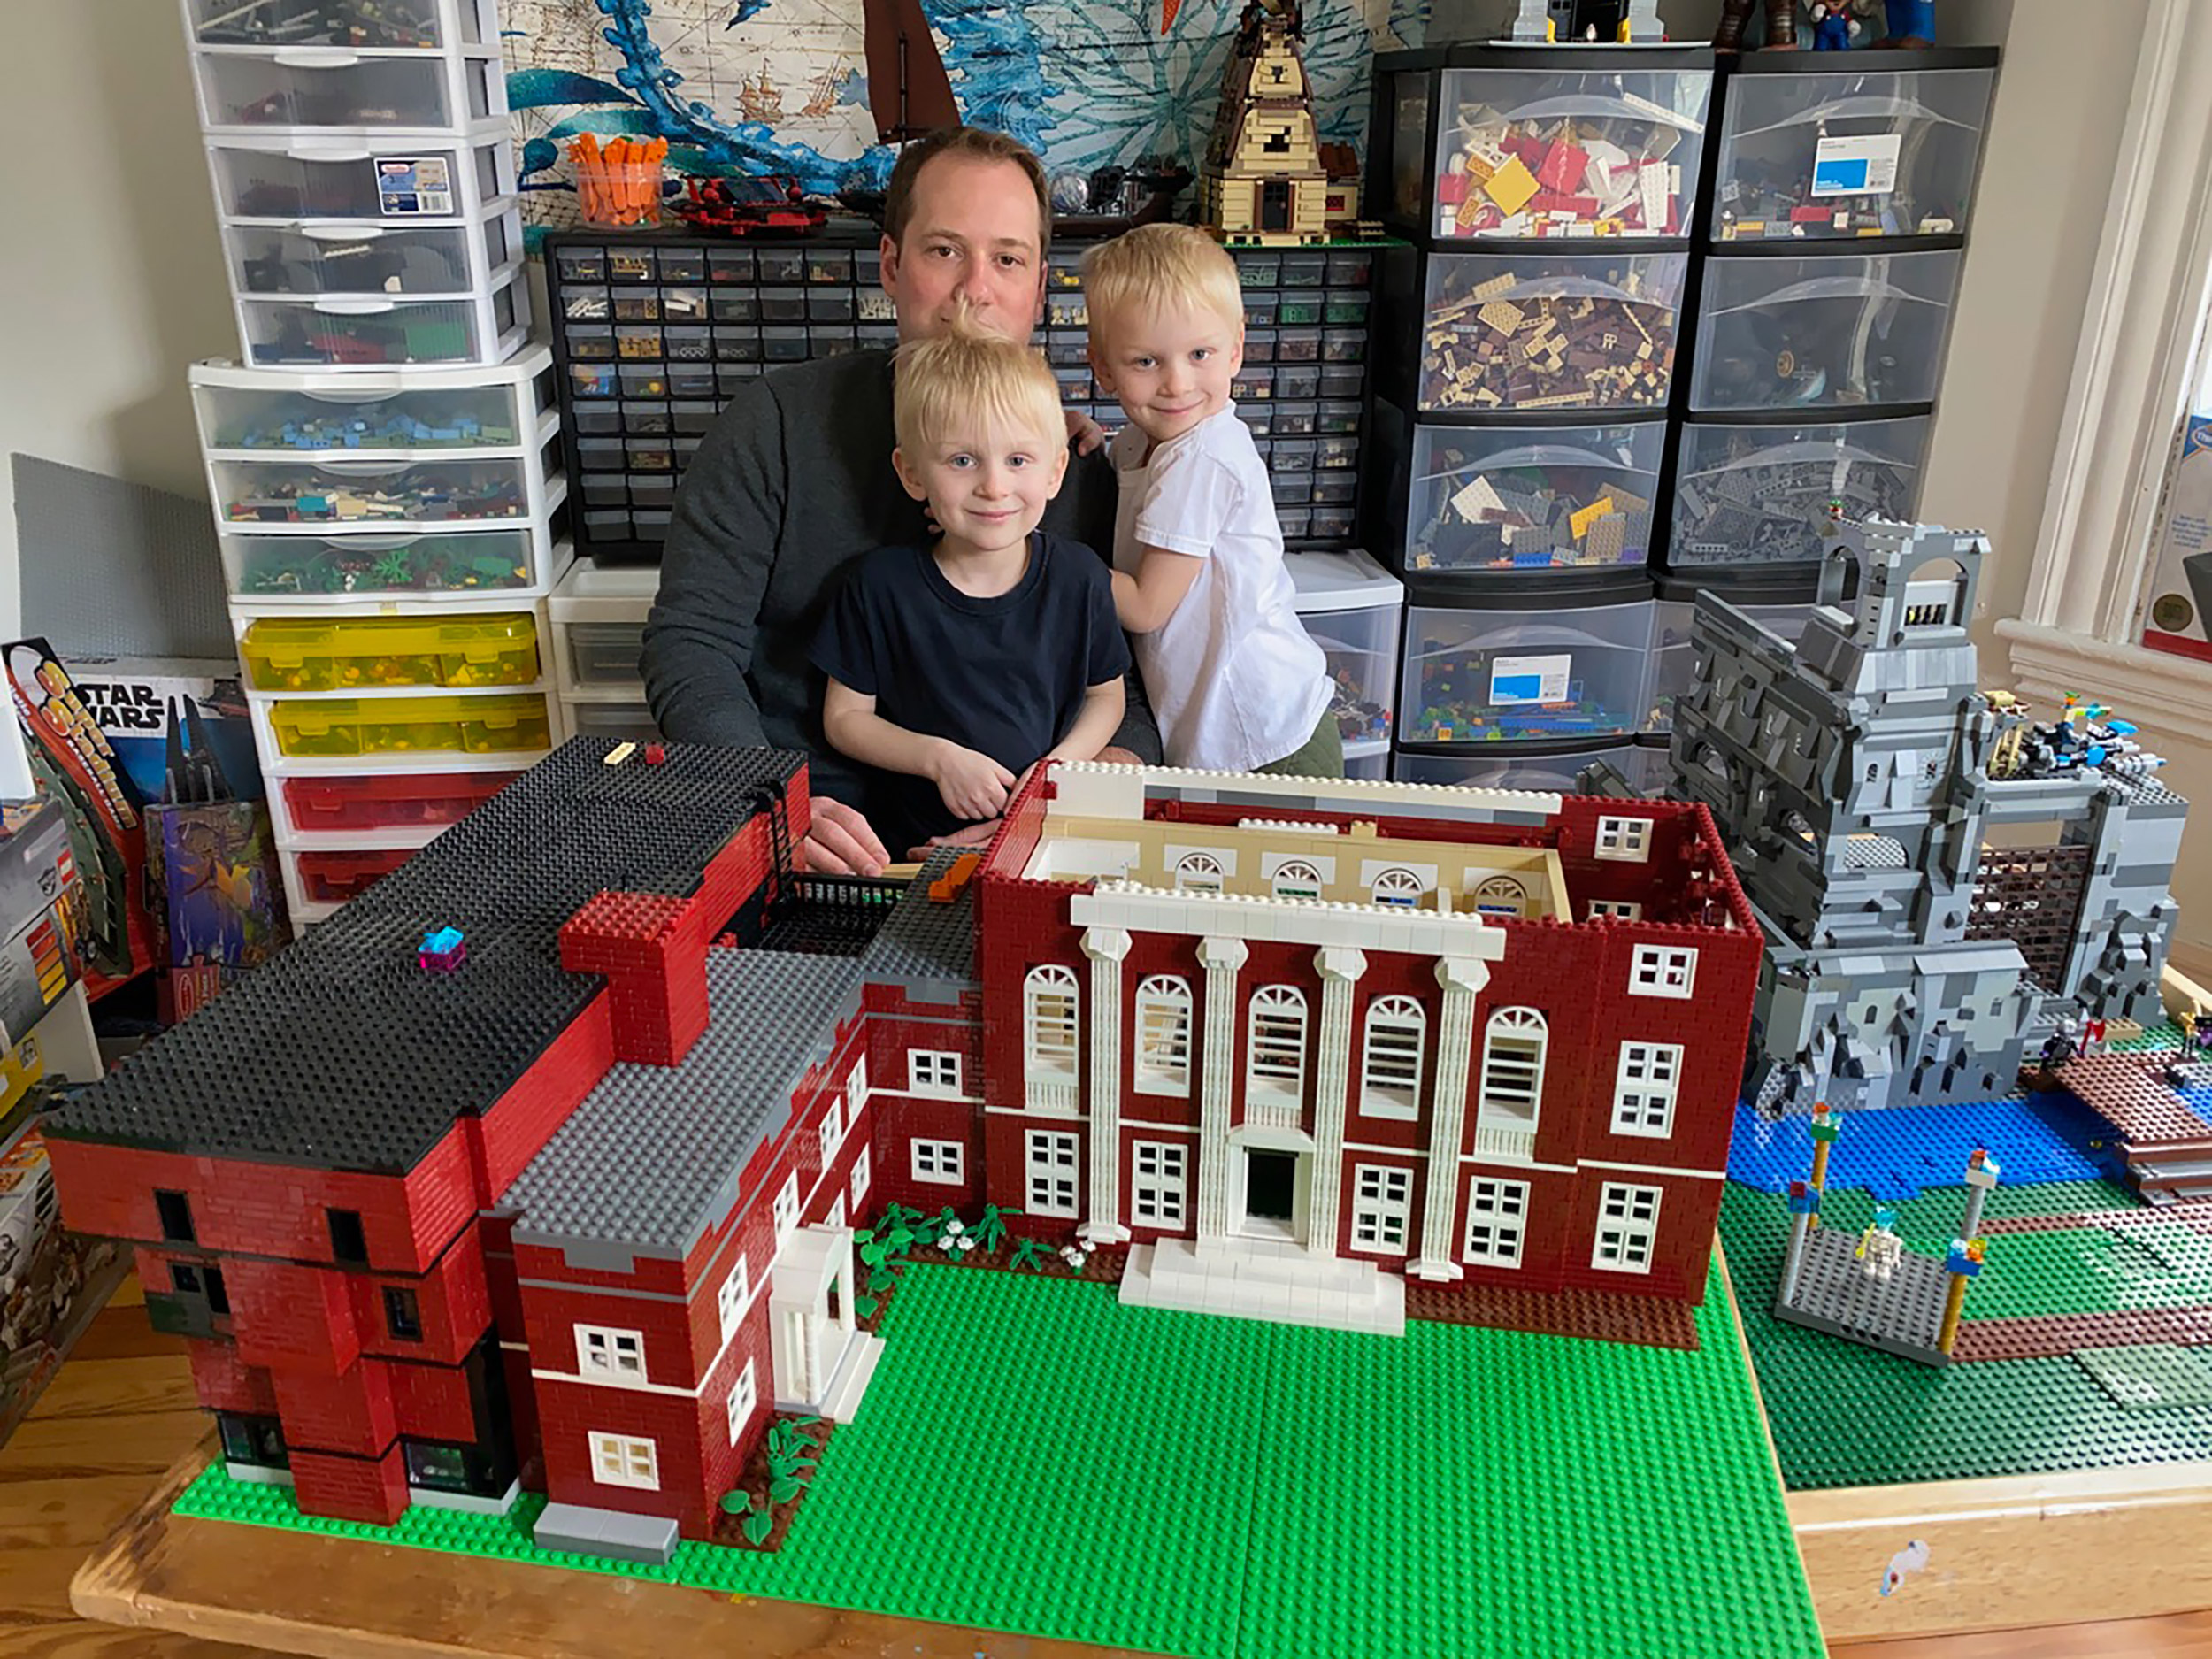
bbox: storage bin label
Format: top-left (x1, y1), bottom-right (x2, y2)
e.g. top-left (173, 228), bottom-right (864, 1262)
top-left (376, 157), bottom-right (454, 217)
top-left (1811, 134), bottom-right (1901, 197)
top-left (1491, 654), bottom-right (1571, 705)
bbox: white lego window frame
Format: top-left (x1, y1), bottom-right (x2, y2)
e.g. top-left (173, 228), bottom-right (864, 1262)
top-left (575, 1324), bottom-right (647, 1382)
top-left (1370, 865), bottom-right (1426, 908)
top-left (845, 1056), bottom-right (867, 1121)
top-left (1131, 1140), bottom-right (1187, 1227)
top-left (1244, 984), bottom-right (1309, 1109)
top-left (1594, 816), bottom-right (1653, 862)
top-left (1171, 849), bottom-right (1228, 891)
top-left (1612, 1041), bottom-right (1684, 1137)
top-left (1588, 898), bottom-right (1644, 921)
top-left (849, 1145), bottom-right (872, 1208)
top-left (1023, 964), bottom-right (1080, 1083)
top-left (1270, 857), bottom-right (1325, 900)
top-left (1463, 1178), bottom-right (1529, 1268)
top-left (1358, 995), bottom-right (1425, 1120)
top-left (911, 1139), bottom-right (964, 1185)
top-left (1593, 1182), bottom-right (1662, 1274)
top-left (589, 1431), bottom-right (659, 1491)
top-left (715, 1256), bottom-right (750, 1344)
top-left (726, 1360), bottom-right (757, 1446)
top-left (907, 1049), bottom-right (964, 1097)
top-left (1025, 1130), bottom-right (1080, 1217)
top-left (1133, 974), bottom-right (1194, 1096)
top-left (818, 1110), bottom-right (840, 1171)
top-left (1629, 944), bottom-right (1697, 999)
top-left (1470, 875), bottom-right (1527, 918)
top-left (1349, 1164), bottom-right (1413, 1255)
top-left (1476, 1006), bottom-right (1548, 1127)
top-left (773, 1172), bottom-right (800, 1242)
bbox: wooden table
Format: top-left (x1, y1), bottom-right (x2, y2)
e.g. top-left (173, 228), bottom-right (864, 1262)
top-left (6, 1281), bottom-right (2211, 1659)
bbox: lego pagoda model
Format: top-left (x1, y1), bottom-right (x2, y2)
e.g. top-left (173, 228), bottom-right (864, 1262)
top-left (42, 742), bottom-right (1761, 1559)
top-left (1199, 0), bottom-right (1359, 245)
top-left (1665, 518), bottom-right (2186, 1114)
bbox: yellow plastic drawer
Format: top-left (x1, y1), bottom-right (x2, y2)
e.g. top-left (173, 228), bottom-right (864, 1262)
top-left (242, 613), bottom-right (539, 691)
top-left (270, 692), bottom-right (551, 757)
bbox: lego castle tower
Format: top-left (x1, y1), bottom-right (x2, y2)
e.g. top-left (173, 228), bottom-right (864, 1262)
top-left (1673, 519), bottom-right (2186, 1112)
top-left (1200, 0), bottom-right (1332, 246)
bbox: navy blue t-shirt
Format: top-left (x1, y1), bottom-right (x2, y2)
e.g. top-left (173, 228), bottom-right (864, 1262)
top-left (811, 532), bottom-right (1131, 853)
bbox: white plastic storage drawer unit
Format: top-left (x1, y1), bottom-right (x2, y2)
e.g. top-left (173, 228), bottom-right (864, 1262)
top-left (1286, 549), bottom-right (1404, 771)
top-left (184, 0), bottom-right (508, 135)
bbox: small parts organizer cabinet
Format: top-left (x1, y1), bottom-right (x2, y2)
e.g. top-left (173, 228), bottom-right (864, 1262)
top-left (1669, 48), bottom-right (1996, 571)
top-left (182, 0), bottom-right (529, 371)
top-left (191, 346), bottom-right (571, 925)
top-left (542, 227), bottom-right (1379, 561)
top-left (1363, 46), bottom-right (1710, 789)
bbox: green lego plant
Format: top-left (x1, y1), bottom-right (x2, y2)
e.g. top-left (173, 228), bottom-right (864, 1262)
top-left (969, 1202), bottom-right (1020, 1255)
top-left (372, 548), bottom-right (415, 587)
top-left (718, 1486), bottom-right (772, 1546)
top-left (1009, 1236), bottom-right (1052, 1271)
top-left (764, 1415), bottom-right (823, 1505)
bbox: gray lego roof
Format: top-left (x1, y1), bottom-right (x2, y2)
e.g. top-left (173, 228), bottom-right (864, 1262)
top-left (503, 949), bottom-right (864, 1258)
top-left (858, 845), bottom-right (979, 993)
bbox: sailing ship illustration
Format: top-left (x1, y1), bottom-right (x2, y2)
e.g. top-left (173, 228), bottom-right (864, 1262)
top-left (800, 58), bottom-right (846, 118)
top-left (737, 58), bottom-right (783, 124)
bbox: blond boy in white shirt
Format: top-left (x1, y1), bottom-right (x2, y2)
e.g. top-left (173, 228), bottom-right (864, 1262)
top-left (1082, 225), bottom-right (1340, 777)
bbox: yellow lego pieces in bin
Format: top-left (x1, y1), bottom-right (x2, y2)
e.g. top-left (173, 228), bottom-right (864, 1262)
top-left (1483, 156), bottom-right (1540, 217)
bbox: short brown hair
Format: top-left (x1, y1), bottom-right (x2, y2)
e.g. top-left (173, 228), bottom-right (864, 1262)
top-left (883, 127), bottom-right (1054, 257)
top-left (893, 303), bottom-right (1064, 457)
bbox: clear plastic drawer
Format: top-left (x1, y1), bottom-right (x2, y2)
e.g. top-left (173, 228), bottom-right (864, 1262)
top-left (1688, 250), bottom-right (1962, 411)
top-left (1402, 591), bottom-right (1652, 744)
top-left (222, 211), bottom-right (516, 298)
top-left (187, 0), bottom-right (498, 49)
top-left (195, 370), bottom-right (543, 454)
top-left (269, 691), bottom-right (552, 757)
top-left (212, 454), bottom-right (536, 526)
top-left (279, 769), bottom-right (511, 833)
top-left (237, 277), bottom-right (522, 368)
top-left (1405, 421), bottom-right (1663, 573)
top-left (192, 49), bottom-right (497, 132)
top-left (1420, 250), bottom-right (1685, 412)
top-left (1668, 416), bottom-right (1928, 566)
top-left (240, 612), bottom-right (539, 692)
top-left (211, 136), bottom-right (511, 222)
top-left (222, 528), bottom-right (552, 598)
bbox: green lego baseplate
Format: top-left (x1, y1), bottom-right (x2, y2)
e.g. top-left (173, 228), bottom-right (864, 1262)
top-left (175, 1260), bottom-right (1823, 1659)
top-left (1721, 1179), bottom-right (2212, 1491)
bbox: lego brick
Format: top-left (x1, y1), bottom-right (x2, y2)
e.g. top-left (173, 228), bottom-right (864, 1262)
top-left (533, 1502), bottom-right (679, 1564)
top-left (2071, 1343), bottom-right (2212, 1409)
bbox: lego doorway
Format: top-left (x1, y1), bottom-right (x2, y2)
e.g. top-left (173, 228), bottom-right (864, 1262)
top-left (1259, 180), bottom-right (1292, 234)
top-left (1240, 1148), bottom-right (1302, 1241)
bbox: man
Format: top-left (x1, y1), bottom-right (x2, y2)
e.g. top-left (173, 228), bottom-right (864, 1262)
top-left (641, 127), bottom-right (1158, 873)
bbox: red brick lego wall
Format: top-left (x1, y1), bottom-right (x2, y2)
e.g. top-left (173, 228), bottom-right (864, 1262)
top-left (468, 993), bottom-right (617, 1201)
top-left (289, 1445), bottom-right (408, 1526)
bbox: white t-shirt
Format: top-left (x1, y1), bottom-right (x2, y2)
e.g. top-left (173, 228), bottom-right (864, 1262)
top-left (1109, 405), bottom-right (1332, 772)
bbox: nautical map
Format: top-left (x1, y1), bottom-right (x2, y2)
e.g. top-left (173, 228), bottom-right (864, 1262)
top-left (503, 0), bottom-right (1426, 225)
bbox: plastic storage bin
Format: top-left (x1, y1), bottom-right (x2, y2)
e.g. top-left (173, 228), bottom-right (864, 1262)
top-left (223, 211), bottom-right (518, 301)
top-left (211, 449), bottom-right (548, 526)
top-left (234, 281), bottom-right (523, 368)
top-left (1417, 250), bottom-right (1686, 411)
top-left (1687, 249), bottom-right (1962, 411)
top-left (1668, 415), bottom-right (1927, 566)
top-left (548, 558), bottom-right (656, 694)
top-left (222, 527), bottom-right (563, 597)
top-left (192, 347), bottom-right (552, 453)
top-left (239, 612), bottom-right (540, 692)
top-left (1414, 64), bottom-right (1713, 239)
top-left (210, 134), bottom-right (513, 223)
top-left (278, 769), bottom-right (512, 834)
top-left (1286, 549), bottom-right (1403, 764)
top-left (290, 844), bottom-right (416, 903)
top-left (1402, 419), bottom-right (1663, 572)
top-left (1394, 738), bottom-right (1658, 795)
top-left (1710, 56), bottom-right (1998, 242)
top-left (186, 0), bottom-right (500, 50)
top-left (1402, 580), bottom-right (1653, 744)
top-left (560, 698), bottom-right (660, 743)
top-left (268, 691), bottom-right (552, 757)
top-left (1647, 577), bottom-right (1821, 733)
top-left (189, 50), bottom-right (501, 133)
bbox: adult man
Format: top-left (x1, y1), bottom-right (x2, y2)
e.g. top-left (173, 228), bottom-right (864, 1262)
top-left (641, 127), bottom-right (1158, 872)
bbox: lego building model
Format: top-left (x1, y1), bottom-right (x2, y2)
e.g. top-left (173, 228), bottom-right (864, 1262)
top-left (41, 741), bottom-right (1763, 1562)
top-left (1664, 519), bottom-right (2188, 1115)
top-left (1199, 0), bottom-right (1357, 246)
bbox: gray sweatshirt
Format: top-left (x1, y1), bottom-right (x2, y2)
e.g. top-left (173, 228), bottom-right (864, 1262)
top-left (641, 348), bottom-right (1160, 809)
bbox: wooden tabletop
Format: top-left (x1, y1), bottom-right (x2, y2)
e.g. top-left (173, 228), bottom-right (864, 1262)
top-left (4, 1279), bottom-right (2209, 1659)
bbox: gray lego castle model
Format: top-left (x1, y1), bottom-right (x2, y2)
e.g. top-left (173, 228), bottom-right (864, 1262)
top-left (1665, 519), bottom-right (2188, 1113)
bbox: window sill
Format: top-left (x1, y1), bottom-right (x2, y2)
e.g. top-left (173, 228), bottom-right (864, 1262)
top-left (1998, 618), bottom-right (2212, 735)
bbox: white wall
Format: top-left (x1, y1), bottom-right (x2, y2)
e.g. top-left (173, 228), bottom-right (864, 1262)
top-left (0, 0), bottom-right (238, 643)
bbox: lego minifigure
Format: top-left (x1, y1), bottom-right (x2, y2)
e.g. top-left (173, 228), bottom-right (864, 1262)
top-left (1855, 1206), bottom-right (1902, 1282)
top-left (1809, 3), bottom-right (1860, 48)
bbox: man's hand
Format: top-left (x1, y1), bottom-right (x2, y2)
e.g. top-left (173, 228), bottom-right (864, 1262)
top-left (910, 818), bottom-right (1002, 862)
top-left (802, 796), bottom-right (891, 876)
top-left (1093, 746), bottom-right (1143, 766)
top-left (1064, 405), bottom-right (1107, 457)
top-left (927, 739), bottom-right (1016, 820)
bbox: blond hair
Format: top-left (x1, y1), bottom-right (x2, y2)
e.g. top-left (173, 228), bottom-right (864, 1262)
top-left (1079, 224), bottom-right (1246, 345)
top-left (893, 304), bottom-right (1065, 457)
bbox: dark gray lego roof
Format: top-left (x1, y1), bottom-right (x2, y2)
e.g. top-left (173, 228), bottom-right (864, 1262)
top-left (44, 741), bottom-right (803, 1175)
top-left (504, 948), bottom-right (864, 1256)
top-left (857, 845), bottom-right (978, 989)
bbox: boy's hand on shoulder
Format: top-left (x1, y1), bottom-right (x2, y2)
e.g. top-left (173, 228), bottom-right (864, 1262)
top-left (926, 738), bottom-right (1016, 821)
top-left (1064, 406), bottom-right (1107, 457)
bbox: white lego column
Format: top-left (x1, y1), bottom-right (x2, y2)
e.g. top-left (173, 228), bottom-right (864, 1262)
top-left (1411, 956), bottom-right (1492, 1281)
top-left (1304, 947), bottom-right (1366, 1260)
top-left (1194, 935), bottom-right (1248, 1245)
top-left (1080, 926), bottom-right (1133, 1246)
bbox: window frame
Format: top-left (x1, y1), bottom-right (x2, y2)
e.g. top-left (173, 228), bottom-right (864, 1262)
top-left (1244, 984), bottom-right (1309, 1108)
top-left (1476, 1006), bottom-right (1548, 1127)
top-left (907, 1048), bottom-right (964, 1096)
top-left (1025, 1130), bottom-right (1080, 1218)
top-left (1358, 994), bottom-right (1426, 1120)
top-left (716, 1256), bottom-right (750, 1344)
top-left (1130, 1140), bottom-right (1188, 1228)
top-left (1592, 1182), bottom-right (1663, 1275)
top-left (1463, 1177), bottom-right (1530, 1268)
top-left (726, 1360), bottom-right (757, 1446)
top-left (910, 1138), bottom-right (964, 1186)
top-left (588, 1431), bottom-right (659, 1491)
top-left (1628, 944), bottom-right (1696, 1000)
top-left (1133, 974), bottom-right (1194, 1096)
top-left (1611, 1041), bottom-right (1685, 1138)
top-left (1023, 964), bottom-right (1080, 1083)
top-left (575, 1323), bottom-right (648, 1381)
top-left (1594, 816), bottom-right (1653, 862)
top-left (1348, 1164), bottom-right (1413, 1256)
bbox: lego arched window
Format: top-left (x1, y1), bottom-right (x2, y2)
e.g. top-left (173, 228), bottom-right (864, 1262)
top-left (1477, 1007), bottom-right (1548, 1128)
top-left (1271, 859), bottom-right (1324, 901)
top-left (1371, 866), bottom-right (1425, 907)
top-left (1245, 985), bottom-right (1308, 1108)
top-left (1901, 556), bottom-right (1967, 630)
top-left (1360, 995), bottom-right (1426, 1119)
top-left (1134, 975), bottom-right (1194, 1096)
top-left (1024, 965), bottom-right (1080, 1083)
top-left (1471, 876), bottom-right (1527, 918)
top-left (1175, 851), bottom-right (1226, 892)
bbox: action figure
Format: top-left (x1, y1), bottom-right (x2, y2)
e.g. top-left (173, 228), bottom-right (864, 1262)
top-left (1855, 1205), bottom-right (1903, 1282)
top-left (1809, 2), bottom-right (1860, 47)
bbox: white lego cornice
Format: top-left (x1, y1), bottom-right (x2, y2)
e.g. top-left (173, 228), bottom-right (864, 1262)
top-left (1046, 761), bottom-right (1564, 823)
top-left (1070, 879), bottom-right (1510, 958)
